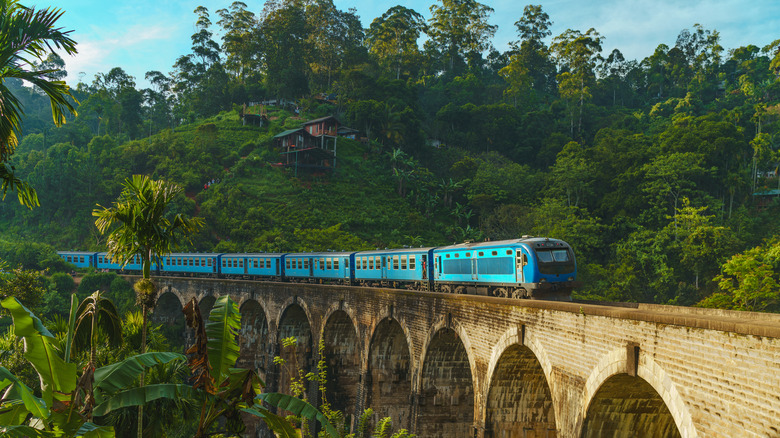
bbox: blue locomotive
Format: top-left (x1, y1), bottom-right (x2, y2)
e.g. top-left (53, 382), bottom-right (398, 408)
top-left (57, 237), bottom-right (580, 300)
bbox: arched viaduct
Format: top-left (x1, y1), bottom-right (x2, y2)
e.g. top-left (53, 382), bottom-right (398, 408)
top-left (148, 277), bottom-right (780, 438)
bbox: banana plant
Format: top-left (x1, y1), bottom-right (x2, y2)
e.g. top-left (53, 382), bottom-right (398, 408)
top-left (182, 295), bottom-right (338, 437)
top-left (0, 297), bottom-right (187, 437)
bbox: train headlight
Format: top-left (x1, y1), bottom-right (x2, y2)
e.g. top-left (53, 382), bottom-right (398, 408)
top-left (540, 278), bottom-right (547, 283)
top-left (568, 277), bottom-right (574, 281)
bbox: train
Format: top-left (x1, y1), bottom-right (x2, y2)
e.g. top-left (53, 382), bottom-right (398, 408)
top-left (58, 237), bottom-right (580, 300)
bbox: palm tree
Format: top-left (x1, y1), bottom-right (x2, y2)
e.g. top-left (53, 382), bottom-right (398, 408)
top-left (0, 0), bottom-right (78, 207)
top-left (93, 174), bottom-right (204, 437)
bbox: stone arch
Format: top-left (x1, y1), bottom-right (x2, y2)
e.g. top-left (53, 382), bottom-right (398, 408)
top-left (483, 343), bottom-right (557, 437)
top-left (276, 303), bottom-right (314, 400)
top-left (321, 310), bottom-right (361, 419)
top-left (481, 327), bottom-right (559, 424)
top-left (417, 319), bottom-right (476, 438)
top-left (238, 299), bottom-right (270, 380)
top-left (198, 295), bottom-right (216, 320)
top-left (152, 288), bottom-right (187, 350)
top-left (366, 317), bottom-right (413, 431)
top-left (578, 347), bottom-right (695, 438)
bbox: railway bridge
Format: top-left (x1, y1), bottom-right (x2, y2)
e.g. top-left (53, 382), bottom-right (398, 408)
top-left (148, 277), bottom-right (780, 438)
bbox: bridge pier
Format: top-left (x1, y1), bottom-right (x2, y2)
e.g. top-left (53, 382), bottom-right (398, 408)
top-left (147, 277), bottom-right (780, 438)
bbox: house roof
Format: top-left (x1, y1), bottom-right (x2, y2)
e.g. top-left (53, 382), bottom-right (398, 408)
top-left (303, 116), bottom-right (338, 126)
top-left (273, 128), bottom-right (304, 138)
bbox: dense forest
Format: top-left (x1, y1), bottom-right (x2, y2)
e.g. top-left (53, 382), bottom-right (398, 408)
top-left (3, 0), bottom-right (780, 311)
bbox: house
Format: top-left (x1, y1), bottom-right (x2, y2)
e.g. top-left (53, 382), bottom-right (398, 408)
top-left (273, 116), bottom-right (360, 174)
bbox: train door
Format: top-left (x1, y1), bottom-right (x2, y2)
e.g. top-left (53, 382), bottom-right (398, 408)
top-left (421, 255), bottom-right (427, 280)
top-left (243, 257), bottom-right (248, 275)
top-left (471, 255), bottom-right (478, 280)
top-left (309, 257), bottom-right (314, 277)
top-left (381, 256), bottom-right (387, 279)
top-left (435, 256), bottom-right (441, 279)
top-left (516, 249), bottom-right (526, 283)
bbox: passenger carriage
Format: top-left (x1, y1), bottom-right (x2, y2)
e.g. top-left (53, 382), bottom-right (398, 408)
top-left (432, 237), bottom-right (579, 299)
top-left (58, 251), bottom-right (98, 269)
top-left (220, 253), bottom-right (282, 279)
top-left (96, 252), bottom-right (157, 273)
top-left (283, 252), bottom-right (354, 284)
top-left (354, 247), bottom-right (435, 290)
top-left (160, 253), bottom-right (220, 276)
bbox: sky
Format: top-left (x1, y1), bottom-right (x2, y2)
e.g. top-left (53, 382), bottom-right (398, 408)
top-left (41, 0), bottom-right (780, 88)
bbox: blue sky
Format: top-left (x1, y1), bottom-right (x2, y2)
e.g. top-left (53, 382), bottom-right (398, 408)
top-left (44, 0), bottom-right (780, 88)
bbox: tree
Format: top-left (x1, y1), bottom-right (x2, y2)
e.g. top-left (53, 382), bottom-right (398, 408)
top-left (366, 6), bottom-right (427, 80)
top-left (700, 237), bottom-right (780, 312)
top-left (0, 0), bottom-right (78, 208)
top-left (428, 0), bottom-right (497, 73)
top-left (93, 175), bottom-right (204, 437)
top-left (551, 28), bottom-right (603, 137)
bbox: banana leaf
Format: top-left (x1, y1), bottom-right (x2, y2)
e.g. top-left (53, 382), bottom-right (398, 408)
top-left (206, 295), bottom-right (240, 383)
top-left (92, 383), bottom-right (195, 417)
top-left (0, 425), bottom-right (48, 437)
top-left (0, 368), bottom-right (48, 423)
top-left (0, 297), bottom-right (77, 407)
top-left (76, 422), bottom-right (116, 437)
top-left (0, 400), bottom-right (29, 427)
top-left (93, 352), bottom-right (185, 401)
top-left (241, 405), bottom-right (299, 438)
top-left (256, 392), bottom-right (339, 438)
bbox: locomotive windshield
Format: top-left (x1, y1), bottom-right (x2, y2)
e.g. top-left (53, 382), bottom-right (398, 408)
top-left (534, 248), bottom-right (574, 275)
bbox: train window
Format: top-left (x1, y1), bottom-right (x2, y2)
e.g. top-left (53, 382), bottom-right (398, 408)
top-left (345, 259), bottom-right (348, 269)
top-left (208, 258), bottom-right (212, 267)
top-left (334, 259), bottom-right (340, 270)
top-left (393, 256), bottom-right (399, 270)
top-left (478, 252), bottom-right (484, 257)
top-left (286, 259), bottom-right (291, 269)
top-left (326, 258), bottom-right (332, 269)
top-left (446, 254), bottom-right (450, 258)
top-left (190, 258), bottom-right (194, 266)
top-left (536, 251), bottom-right (553, 263)
top-left (67, 256), bottom-right (72, 262)
top-left (195, 258), bottom-right (200, 267)
top-left (410, 255), bottom-right (416, 270)
top-left (369, 257), bottom-right (374, 269)
top-left (381, 257), bottom-right (385, 268)
top-left (239, 259), bottom-right (243, 268)
top-left (455, 253), bottom-right (459, 258)
top-left (266, 259), bottom-right (271, 268)
top-left (492, 251), bottom-right (498, 256)
top-left (304, 259), bottom-right (309, 269)
top-left (80, 256), bottom-right (85, 263)
top-left (466, 252), bottom-right (471, 257)
top-left (401, 255), bottom-right (407, 270)
top-left (506, 250), bottom-right (512, 255)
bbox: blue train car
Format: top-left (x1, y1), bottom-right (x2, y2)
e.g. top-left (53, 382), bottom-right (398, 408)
top-left (160, 253), bottom-right (220, 275)
top-left (354, 247), bottom-right (434, 290)
top-left (283, 252), bottom-right (354, 283)
top-left (96, 252), bottom-right (155, 272)
top-left (220, 253), bottom-right (283, 278)
top-left (58, 251), bottom-right (98, 269)
top-left (433, 238), bottom-right (578, 299)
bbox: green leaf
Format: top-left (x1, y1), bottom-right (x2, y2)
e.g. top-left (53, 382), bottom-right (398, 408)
top-left (256, 392), bottom-right (339, 438)
top-left (241, 405), bottom-right (299, 438)
top-left (0, 297), bottom-right (77, 407)
top-left (0, 425), bottom-right (49, 437)
top-left (0, 400), bottom-right (30, 427)
top-left (92, 384), bottom-right (195, 417)
top-left (0, 367), bottom-right (48, 422)
top-left (206, 295), bottom-right (240, 383)
top-left (76, 422), bottom-right (116, 437)
top-left (93, 352), bottom-right (185, 402)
